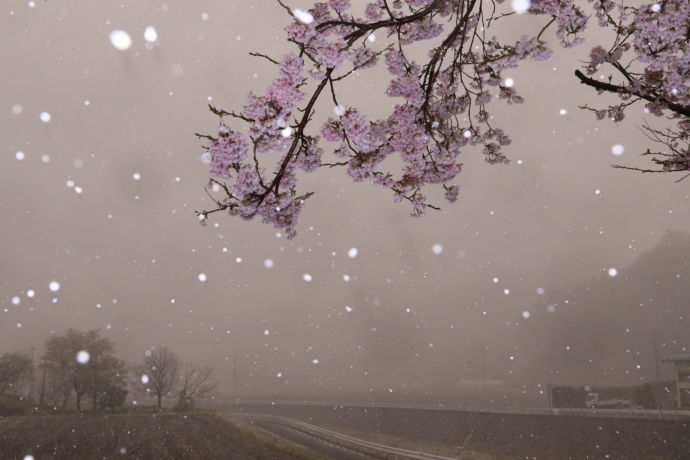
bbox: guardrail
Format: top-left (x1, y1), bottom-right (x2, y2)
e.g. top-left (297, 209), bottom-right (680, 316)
top-left (245, 413), bottom-right (458, 460)
top-left (230, 398), bottom-right (690, 421)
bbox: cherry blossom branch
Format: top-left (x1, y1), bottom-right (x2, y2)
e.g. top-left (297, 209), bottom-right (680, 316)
top-left (574, 70), bottom-right (690, 118)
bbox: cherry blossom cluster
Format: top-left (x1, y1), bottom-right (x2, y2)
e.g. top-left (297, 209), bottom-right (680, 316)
top-left (576, 0), bottom-right (689, 177)
top-left (197, 0), bottom-right (598, 235)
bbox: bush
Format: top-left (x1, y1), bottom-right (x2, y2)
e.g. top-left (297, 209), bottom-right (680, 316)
top-left (0, 392), bottom-right (33, 416)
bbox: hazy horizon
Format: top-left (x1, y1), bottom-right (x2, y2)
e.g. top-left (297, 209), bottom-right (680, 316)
top-left (2, 0), bottom-right (689, 407)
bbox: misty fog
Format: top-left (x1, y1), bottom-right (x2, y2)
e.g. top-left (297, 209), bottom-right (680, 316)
top-left (1, 0), bottom-right (688, 415)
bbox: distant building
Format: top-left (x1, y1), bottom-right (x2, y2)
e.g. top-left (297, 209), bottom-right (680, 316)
top-left (662, 352), bottom-right (690, 408)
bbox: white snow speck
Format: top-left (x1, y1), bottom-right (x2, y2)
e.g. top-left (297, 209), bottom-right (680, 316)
top-left (611, 144), bottom-right (624, 156)
top-left (547, 304), bottom-right (556, 313)
top-left (345, 305), bottom-right (353, 312)
top-left (522, 311), bottom-right (531, 319)
top-left (276, 372), bottom-right (283, 378)
top-left (367, 33), bottom-right (376, 42)
top-left (343, 274), bottom-right (351, 282)
top-left (200, 152), bottom-right (211, 164)
top-left (463, 129), bottom-right (472, 138)
top-left (334, 104), bottom-right (346, 116)
top-left (431, 244), bottom-right (443, 255)
top-left (11, 104), bottom-right (23, 115)
top-left (132, 172), bottom-right (141, 181)
top-left (347, 247), bottom-right (358, 258)
top-left (109, 30), bottom-right (132, 50)
top-left (504, 288), bottom-right (510, 295)
top-left (280, 126), bottom-right (293, 138)
top-left (511, 0), bottom-right (530, 13)
top-left (48, 280), bottom-right (60, 292)
top-left (651, 3), bottom-right (661, 12)
top-left (492, 277), bottom-right (499, 284)
top-left (559, 108), bottom-right (568, 115)
top-left (39, 112), bottom-right (51, 123)
top-left (264, 258), bottom-right (274, 269)
top-left (303, 273), bottom-right (312, 282)
top-left (24, 456), bottom-right (34, 460)
top-left (293, 9), bottom-right (314, 24)
top-left (27, 290), bottom-right (35, 298)
top-left (311, 358), bottom-right (320, 364)
top-left (144, 26), bottom-right (158, 42)
top-left (504, 78), bottom-right (514, 87)
top-left (608, 267), bottom-right (618, 277)
top-left (536, 287), bottom-right (545, 295)
top-left (12, 297), bottom-right (20, 306)
top-left (198, 273), bottom-right (207, 282)
top-left (201, 12), bottom-right (209, 20)
top-left (76, 350), bottom-right (90, 364)
top-left (15, 151), bottom-right (25, 161)
top-left (74, 186), bottom-right (83, 194)
top-left (141, 374), bottom-right (149, 384)
top-left (263, 329), bottom-right (270, 336)
top-left (41, 155), bottom-right (50, 163)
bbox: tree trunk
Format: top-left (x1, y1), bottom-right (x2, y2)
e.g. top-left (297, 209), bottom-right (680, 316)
top-left (75, 393), bottom-right (81, 412)
top-left (39, 367), bottom-right (46, 406)
top-left (157, 393), bottom-right (162, 408)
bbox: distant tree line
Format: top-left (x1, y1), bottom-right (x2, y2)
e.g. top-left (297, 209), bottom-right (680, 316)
top-left (0, 329), bottom-right (215, 413)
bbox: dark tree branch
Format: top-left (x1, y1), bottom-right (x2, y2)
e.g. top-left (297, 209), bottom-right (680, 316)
top-left (574, 69), bottom-right (690, 118)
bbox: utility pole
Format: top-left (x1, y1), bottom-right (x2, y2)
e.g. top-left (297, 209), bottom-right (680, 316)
top-left (39, 363), bottom-right (47, 406)
top-left (653, 333), bottom-right (660, 382)
top-left (232, 353), bottom-right (238, 402)
top-left (481, 347), bottom-right (487, 403)
top-left (28, 347), bottom-right (35, 400)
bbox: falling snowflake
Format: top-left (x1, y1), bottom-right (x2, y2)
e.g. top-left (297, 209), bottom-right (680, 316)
top-left (76, 350), bottom-right (90, 364)
top-left (293, 9), bottom-right (314, 24)
top-left (511, 0), bottom-right (531, 14)
top-left (109, 30), bottom-right (132, 50)
top-left (144, 26), bottom-right (158, 42)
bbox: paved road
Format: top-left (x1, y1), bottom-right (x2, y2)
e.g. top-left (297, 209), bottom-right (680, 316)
top-left (251, 419), bottom-right (376, 460)
top-left (241, 413), bottom-right (458, 460)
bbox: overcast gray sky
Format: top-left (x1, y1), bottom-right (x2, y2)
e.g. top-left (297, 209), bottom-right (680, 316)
top-left (1, 0), bottom-right (688, 404)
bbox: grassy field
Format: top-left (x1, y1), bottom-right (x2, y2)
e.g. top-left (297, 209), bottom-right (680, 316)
top-left (0, 412), bottom-right (331, 460)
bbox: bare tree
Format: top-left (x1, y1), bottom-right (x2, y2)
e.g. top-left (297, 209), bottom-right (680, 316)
top-left (43, 329), bottom-right (127, 412)
top-left (176, 363), bottom-right (216, 411)
top-left (0, 352), bottom-right (33, 396)
top-left (138, 346), bottom-right (180, 408)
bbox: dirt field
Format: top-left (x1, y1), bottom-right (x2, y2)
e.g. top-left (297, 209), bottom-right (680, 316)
top-left (0, 412), bottom-right (330, 460)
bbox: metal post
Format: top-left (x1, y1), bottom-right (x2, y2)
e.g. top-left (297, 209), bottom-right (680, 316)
top-left (653, 334), bottom-right (660, 382)
top-left (233, 353), bottom-right (238, 402)
top-left (481, 347), bottom-right (487, 403)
